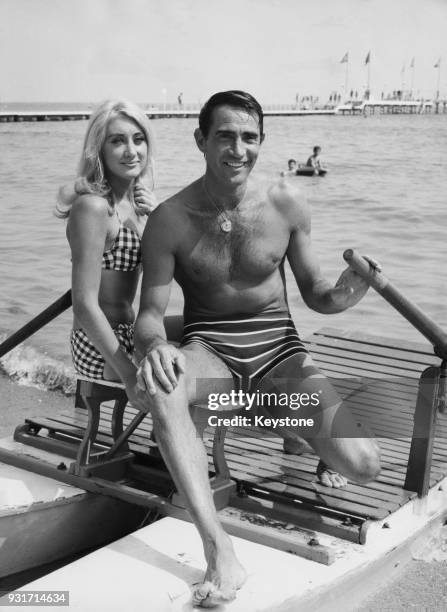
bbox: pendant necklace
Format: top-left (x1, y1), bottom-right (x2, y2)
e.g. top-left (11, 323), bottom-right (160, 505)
top-left (201, 179), bottom-right (236, 233)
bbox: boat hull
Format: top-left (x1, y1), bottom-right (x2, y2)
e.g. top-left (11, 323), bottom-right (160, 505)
top-left (0, 462), bottom-right (147, 579)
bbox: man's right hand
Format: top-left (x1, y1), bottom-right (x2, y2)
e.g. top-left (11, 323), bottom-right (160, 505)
top-left (136, 341), bottom-right (186, 394)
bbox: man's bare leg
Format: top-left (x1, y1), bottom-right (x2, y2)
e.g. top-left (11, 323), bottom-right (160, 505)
top-left (255, 369), bottom-right (347, 487)
top-left (257, 353), bottom-right (380, 487)
top-left (146, 345), bottom-right (246, 607)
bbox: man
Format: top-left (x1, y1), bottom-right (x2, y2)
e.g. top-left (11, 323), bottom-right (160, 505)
top-left (306, 145), bottom-right (322, 173)
top-left (134, 90), bottom-right (380, 607)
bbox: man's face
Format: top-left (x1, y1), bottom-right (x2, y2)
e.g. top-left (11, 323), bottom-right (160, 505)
top-left (197, 105), bottom-right (264, 186)
top-left (288, 160), bottom-right (297, 171)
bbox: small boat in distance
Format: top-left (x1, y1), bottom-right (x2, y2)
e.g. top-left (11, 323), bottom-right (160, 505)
top-left (296, 166), bottom-right (327, 176)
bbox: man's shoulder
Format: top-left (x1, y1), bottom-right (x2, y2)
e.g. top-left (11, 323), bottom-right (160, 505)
top-left (157, 182), bottom-right (199, 215)
top-left (143, 182), bottom-right (198, 245)
top-left (265, 179), bottom-right (310, 228)
top-left (149, 184), bottom-right (191, 222)
top-left (267, 178), bottom-right (306, 208)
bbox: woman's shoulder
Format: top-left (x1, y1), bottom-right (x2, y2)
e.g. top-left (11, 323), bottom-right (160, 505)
top-left (70, 193), bottom-right (111, 220)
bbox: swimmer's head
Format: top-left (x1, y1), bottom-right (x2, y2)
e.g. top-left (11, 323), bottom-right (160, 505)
top-left (313, 146), bottom-right (321, 154)
top-left (198, 90), bottom-right (264, 139)
top-left (288, 159), bottom-right (297, 170)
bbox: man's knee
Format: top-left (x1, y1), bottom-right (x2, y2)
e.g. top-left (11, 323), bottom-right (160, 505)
top-left (349, 441), bottom-right (381, 484)
top-left (147, 376), bottom-right (188, 421)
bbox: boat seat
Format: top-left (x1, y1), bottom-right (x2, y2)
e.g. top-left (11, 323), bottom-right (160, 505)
top-left (72, 376), bottom-right (245, 509)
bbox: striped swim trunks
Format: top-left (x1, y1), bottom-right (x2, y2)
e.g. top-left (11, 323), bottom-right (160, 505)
top-left (70, 323), bottom-right (134, 379)
top-left (181, 311), bottom-right (308, 391)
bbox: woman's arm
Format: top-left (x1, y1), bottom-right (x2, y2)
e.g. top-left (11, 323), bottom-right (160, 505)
top-left (68, 195), bottom-right (136, 384)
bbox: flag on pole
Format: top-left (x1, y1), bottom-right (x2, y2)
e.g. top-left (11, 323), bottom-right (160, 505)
top-left (434, 57), bottom-right (441, 68)
top-left (340, 52), bottom-right (349, 63)
top-left (410, 57), bottom-right (415, 68)
top-left (365, 51), bottom-right (371, 65)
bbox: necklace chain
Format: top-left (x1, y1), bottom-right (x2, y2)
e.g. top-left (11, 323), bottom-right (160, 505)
top-left (201, 178), bottom-right (233, 233)
top-left (202, 178), bottom-right (247, 233)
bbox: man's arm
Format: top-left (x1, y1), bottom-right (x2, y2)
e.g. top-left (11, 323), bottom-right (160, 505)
top-left (135, 205), bottom-right (185, 393)
top-left (283, 185), bottom-right (370, 313)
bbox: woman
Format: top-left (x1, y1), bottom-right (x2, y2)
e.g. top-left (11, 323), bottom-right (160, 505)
top-left (56, 99), bottom-right (157, 409)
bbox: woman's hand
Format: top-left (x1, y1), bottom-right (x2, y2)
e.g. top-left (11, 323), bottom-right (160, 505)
top-left (123, 372), bottom-right (151, 414)
top-left (134, 181), bottom-right (158, 216)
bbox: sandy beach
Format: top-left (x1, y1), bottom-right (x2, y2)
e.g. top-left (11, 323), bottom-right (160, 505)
top-left (1, 373), bottom-right (446, 608)
top-left (0, 374), bottom-right (74, 439)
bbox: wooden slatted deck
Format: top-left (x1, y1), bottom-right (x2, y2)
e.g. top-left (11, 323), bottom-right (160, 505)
top-left (21, 328), bottom-right (447, 542)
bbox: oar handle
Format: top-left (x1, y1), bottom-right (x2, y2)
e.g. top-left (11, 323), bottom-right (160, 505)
top-left (343, 249), bottom-right (447, 359)
top-left (0, 290), bottom-right (72, 359)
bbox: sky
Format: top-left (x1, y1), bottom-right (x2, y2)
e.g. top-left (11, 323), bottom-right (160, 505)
top-left (1, 0), bottom-right (446, 104)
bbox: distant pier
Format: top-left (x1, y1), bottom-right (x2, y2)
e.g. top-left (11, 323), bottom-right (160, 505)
top-left (0, 100), bottom-right (446, 123)
top-left (337, 99), bottom-right (447, 115)
top-left (0, 108), bottom-right (336, 122)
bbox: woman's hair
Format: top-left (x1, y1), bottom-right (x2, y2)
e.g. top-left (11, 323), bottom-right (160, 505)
top-left (55, 99), bottom-right (155, 218)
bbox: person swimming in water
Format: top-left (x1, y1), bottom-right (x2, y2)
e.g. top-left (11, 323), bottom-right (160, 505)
top-left (280, 158), bottom-right (297, 176)
top-left (306, 145), bottom-right (323, 174)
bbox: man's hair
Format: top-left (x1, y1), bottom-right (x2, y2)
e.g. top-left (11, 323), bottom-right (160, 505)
top-left (313, 146), bottom-right (321, 153)
top-left (288, 159), bottom-right (297, 164)
top-left (199, 90), bottom-right (264, 138)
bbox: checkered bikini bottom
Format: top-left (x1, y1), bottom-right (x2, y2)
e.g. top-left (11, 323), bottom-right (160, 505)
top-left (70, 323), bottom-right (134, 379)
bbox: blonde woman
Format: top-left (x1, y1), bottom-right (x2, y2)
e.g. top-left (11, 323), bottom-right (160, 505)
top-left (57, 99), bottom-right (157, 409)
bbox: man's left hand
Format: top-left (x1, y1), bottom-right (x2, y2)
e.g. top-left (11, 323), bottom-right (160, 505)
top-left (332, 255), bottom-right (381, 309)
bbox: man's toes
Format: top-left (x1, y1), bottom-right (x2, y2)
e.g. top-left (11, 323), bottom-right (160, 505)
top-left (192, 581), bottom-right (237, 608)
top-left (316, 460), bottom-right (348, 488)
top-left (201, 589), bottom-right (237, 608)
top-left (333, 473), bottom-right (348, 487)
top-left (192, 581), bottom-right (214, 606)
top-left (318, 470), bottom-right (334, 487)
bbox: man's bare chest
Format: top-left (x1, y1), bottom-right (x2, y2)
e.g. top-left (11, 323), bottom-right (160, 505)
top-left (175, 207), bottom-right (289, 284)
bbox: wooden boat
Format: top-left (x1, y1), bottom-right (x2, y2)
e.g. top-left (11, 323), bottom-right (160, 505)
top-left (0, 462), bottom-right (147, 579)
top-left (0, 250), bottom-right (446, 608)
top-left (296, 166), bottom-right (327, 176)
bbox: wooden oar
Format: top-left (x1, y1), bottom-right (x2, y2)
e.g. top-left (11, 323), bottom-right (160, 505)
top-left (0, 290), bottom-right (72, 358)
top-left (343, 249), bottom-right (447, 359)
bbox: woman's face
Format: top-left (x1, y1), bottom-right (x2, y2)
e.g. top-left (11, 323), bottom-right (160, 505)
top-left (102, 116), bottom-right (148, 182)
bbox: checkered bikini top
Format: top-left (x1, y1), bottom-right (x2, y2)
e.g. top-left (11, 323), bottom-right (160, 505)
top-left (102, 209), bottom-right (141, 272)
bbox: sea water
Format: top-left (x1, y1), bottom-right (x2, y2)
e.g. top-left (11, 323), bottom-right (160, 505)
top-left (1, 112), bottom-right (446, 391)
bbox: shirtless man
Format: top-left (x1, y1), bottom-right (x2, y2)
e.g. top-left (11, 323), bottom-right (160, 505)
top-left (306, 145), bottom-right (322, 173)
top-left (134, 90), bottom-right (380, 607)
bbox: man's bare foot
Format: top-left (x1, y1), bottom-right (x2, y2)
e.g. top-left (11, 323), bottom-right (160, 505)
top-left (192, 533), bottom-right (247, 608)
top-left (282, 440), bottom-right (347, 488)
top-left (282, 437), bottom-right (313, 455)
top-left (316, 460), bottom-right (348, 488)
